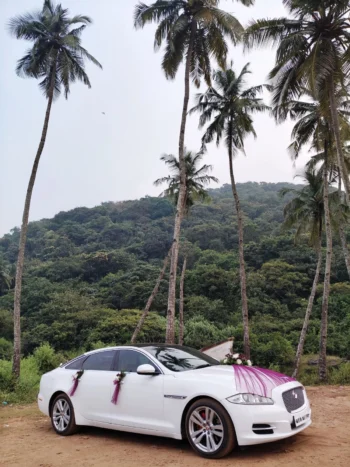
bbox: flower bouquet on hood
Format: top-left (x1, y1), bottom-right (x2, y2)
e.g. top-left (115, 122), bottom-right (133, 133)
top-left (222, 353), bottom-right (252, 366)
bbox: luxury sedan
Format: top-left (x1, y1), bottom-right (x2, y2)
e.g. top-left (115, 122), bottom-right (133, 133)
top-left (38, 344), bottom-right (312, 458)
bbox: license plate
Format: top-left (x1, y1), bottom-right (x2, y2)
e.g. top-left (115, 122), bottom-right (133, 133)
top-left (294, 410), bottom-right (310, 427)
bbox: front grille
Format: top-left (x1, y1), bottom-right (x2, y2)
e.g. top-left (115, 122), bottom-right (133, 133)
top-left (282, 387), bottom-right (305, 413)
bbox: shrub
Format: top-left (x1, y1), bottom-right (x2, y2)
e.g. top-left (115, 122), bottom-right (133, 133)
top-left (0, 356), bottom-right (41, 403)
top-left (329, 362), bottom-right (350, 385)
top-left (0, 338), bottom-right (12, 360)
top-left (33, 343), bottom-right (61, 374)
top-left (184, 318), bottom-right (220, 349)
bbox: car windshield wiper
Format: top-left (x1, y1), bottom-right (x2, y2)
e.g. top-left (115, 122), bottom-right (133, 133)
top-left (195, 364), bottom-right (212, 369)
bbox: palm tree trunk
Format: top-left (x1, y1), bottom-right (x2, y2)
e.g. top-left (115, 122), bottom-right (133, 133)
top-left (12, 69), bottom-right (57, 379)
top-left (319, 161), bottom-right (333, 382)
top-left (339, 227), bottom-right (350, 280)
top-left (178, 256), bottom-right (187, 346)
top-left (337, 172), bottom-right (350, 280)
top-left (292, 237), bottom-right (322, 379)
top-left (131, 249), bottom-right (171, 344)
top-left (228, 143), bottom-right (250, 359)
top-left (165, 21), bottom-right (196, 344)
top-left (329, 77), bottom-right (350, 204)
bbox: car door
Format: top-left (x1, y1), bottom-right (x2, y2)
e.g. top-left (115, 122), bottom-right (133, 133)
top-left (73, 350), bottom-right (117, 424)
top-left (109, 349), bottom-right (167, 432)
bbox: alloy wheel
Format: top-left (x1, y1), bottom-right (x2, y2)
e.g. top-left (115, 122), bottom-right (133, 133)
top-left (52, 398), bottom-right (71, 432)
top-left (188, 406), bottom-right (224, 453)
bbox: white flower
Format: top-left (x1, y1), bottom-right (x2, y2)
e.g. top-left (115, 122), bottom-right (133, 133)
top-left (223, 358), bottom-right (228, 364)
top-left (232, 353), bottom-right (240, 359)
top-left (236, 359), bottom-right (242, 365)
top-left (247, 360), bottom-right (252, 366)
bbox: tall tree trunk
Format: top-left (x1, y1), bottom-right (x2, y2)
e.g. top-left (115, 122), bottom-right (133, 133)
top-left (319, 159), bottom-right (333, 382)
top-left (131, 249), bottom-right (171, 344)
top-left (228, 140), bottom-right (250, 359)
top-left (178, 256), bottom-right (187, 346)
top-left (165, 21), bottom-right (196, 344)
top-left (12, 63), bottom-right (57, 379)
top-left (329, 77), bottom-right (350, 204)
top-left (339, 227), bottom-right (350, 280)
top-left (337, 171), bottom-right (350, 280)
top-left (292, 235), bottom-right (322, 379)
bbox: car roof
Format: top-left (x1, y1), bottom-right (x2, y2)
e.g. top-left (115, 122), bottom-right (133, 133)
top-left (82, 343), bottom-right (187, 356)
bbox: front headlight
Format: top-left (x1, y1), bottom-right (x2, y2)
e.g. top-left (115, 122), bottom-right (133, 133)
top-left (227, 393), bottom-right (274, 405)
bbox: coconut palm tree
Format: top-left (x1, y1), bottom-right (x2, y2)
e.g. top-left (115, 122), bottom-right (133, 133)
top-left (131, 149), bottom-right (218, 344)
top-left (134, 0), bottom-right (252, 343)
top-left (276, 87), bottom-right (342, 381)
top-left (244, 0), bottom-right (350, 202)
top-left (307, 148), bottom-right (350, 280)
top-left (281, 169), bottom-right (328, 378)
top-left (154, 150), bottom-right (218, 215)
top-left (9, 0), bottom-right (101, 378)
top-left (190, 63), bottom-right (270, 358)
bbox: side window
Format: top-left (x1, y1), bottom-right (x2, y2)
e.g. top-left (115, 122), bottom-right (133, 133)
top-left (116, 350), bottom-right (156, 373)
top-left (65, 356), bottom-right (86, 370)
top-left (82, 351), bottom-right (116, 371)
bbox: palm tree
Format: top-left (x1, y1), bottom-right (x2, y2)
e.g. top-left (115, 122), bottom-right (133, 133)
top-left (276, 88), bottom-right (340, 381)
top-left (244, 0), bottom-right (350, 202)
top-left (134, 0), bottom-right (252, 343)
top-left (307, 149), bottom-right (350, 280)
top-left (281, 169), bottom-right (327, 378)
top-left (131, 150), bottom-right (217, 343)
top-left (154, 150), bottom-right (219, 215)
top-left (190, 63), bottom-right (270, 358)
top-left (9, 0), bottom-right (101, 378)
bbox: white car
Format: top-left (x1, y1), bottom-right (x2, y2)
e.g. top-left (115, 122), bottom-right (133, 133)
top-left (38, 345), bottom-right (312, 459)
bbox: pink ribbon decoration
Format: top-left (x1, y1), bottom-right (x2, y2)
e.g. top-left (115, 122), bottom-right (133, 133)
top-left (68, 370), bottom-right (84, 397)
top-left (69, 378), bottom-right (79, 397)
top-left (233, 365), bottom-right (295, 398)
top-left (111, 379), bottom-right (120, 405)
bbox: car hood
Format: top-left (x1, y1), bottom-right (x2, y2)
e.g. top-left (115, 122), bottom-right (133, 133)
top-left (174, 365), bottom-right (236, 382)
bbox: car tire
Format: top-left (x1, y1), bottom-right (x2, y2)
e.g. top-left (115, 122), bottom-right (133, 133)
top-left (185, 398), bottom-right (236, 459)
top-left (50, 393), bottom-right (78, 436)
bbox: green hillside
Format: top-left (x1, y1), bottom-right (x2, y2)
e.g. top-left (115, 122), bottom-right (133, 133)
top-left (1, 182), bottom-right (349, 370)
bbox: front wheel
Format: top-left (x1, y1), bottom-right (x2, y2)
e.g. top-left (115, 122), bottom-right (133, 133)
top-left (50, 394), bottom-right (78, 436)
top-left (185, 398), bottom-right (236, 459)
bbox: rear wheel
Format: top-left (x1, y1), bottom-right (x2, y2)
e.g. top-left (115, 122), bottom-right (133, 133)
top-left (185, 398), bottom-right (236, 459)
top-left (50, 394), bottom-right (78, 436)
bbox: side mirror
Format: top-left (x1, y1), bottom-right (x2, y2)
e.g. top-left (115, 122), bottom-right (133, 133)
top-left (137, 364), bottom-right (157, 375)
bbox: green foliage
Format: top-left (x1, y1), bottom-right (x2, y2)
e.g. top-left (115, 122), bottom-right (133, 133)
top-left (0, 338), bottom-right (12, 360)
top-left (9, 0), bottom-right (101, 99)
top-left (88, 309), bottom-right (166, 345)
top-left (154, 150), bottom-right (218, 214)
top-left (183, 317), bottom-right (235, 349)
top-left (33, 343), bottom-right (61, 374)
top-left (0, 356), bottom-right (40, 404)
top-left (134, 0), bottom-right (245, 87)
top-left (329, 363), bottom-right (350, 385)
top-left (0, 183), bottom-right (349, 378)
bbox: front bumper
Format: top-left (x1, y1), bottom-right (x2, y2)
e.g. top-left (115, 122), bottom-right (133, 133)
top-left (222, 382), bottom-right (312, 446)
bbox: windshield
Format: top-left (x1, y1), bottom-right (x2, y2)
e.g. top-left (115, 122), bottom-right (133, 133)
top-left (143, 346), bottom-right (219, 372)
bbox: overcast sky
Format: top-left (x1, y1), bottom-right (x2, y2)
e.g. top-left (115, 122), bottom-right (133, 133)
top-left (0, 0), bottom-right (308, 236)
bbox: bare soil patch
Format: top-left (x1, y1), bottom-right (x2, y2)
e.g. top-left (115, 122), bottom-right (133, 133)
top-left (1, 386), bottom-right (349, 467)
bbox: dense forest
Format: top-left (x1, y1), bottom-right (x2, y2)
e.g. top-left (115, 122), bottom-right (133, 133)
top-left (1, 182), bottom-right (349, 370)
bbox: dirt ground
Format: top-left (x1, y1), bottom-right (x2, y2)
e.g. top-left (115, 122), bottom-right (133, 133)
top-left (0, 386), bottom-right (349, 467)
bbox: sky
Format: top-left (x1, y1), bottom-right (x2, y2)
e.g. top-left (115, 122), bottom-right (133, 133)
top-left (0, 0), bottom-right (309, 236)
